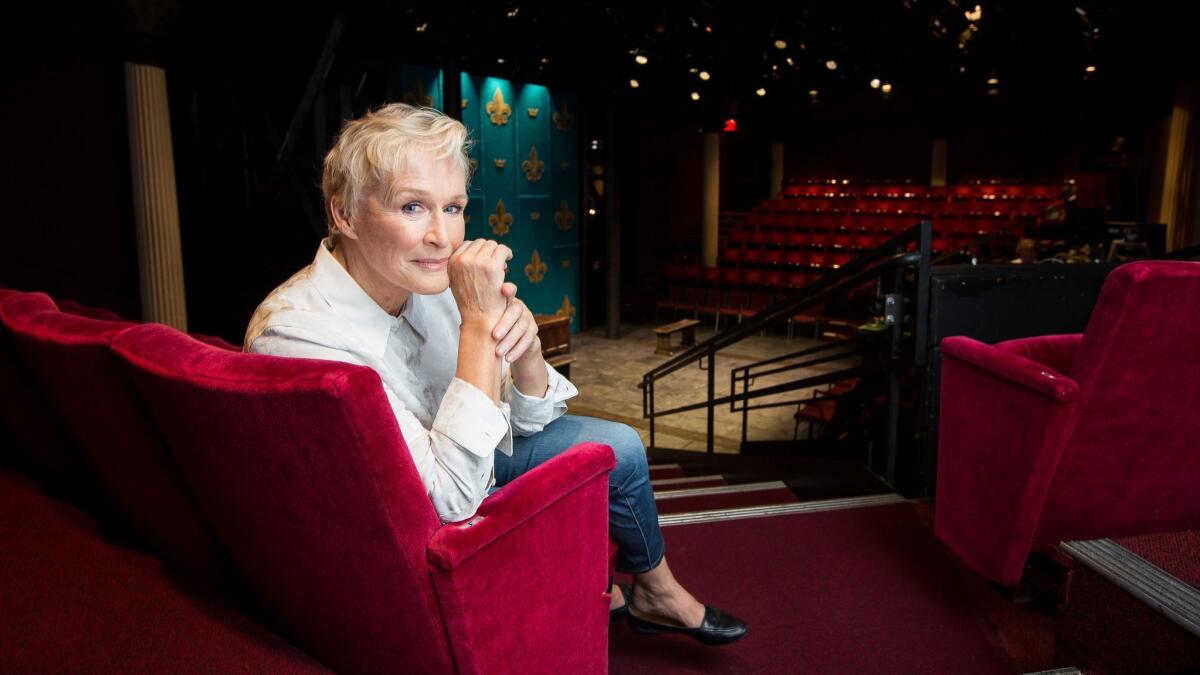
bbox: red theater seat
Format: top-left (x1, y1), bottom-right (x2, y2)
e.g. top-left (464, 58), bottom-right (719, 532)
top-left (1, 294), bottom-right (229, 584)
top-left (935, 261), bottom-right (1200, 585)
top-left (0, 293), bottom-right (91, 491)
top-left (112, 325), bottom-right (616, 674)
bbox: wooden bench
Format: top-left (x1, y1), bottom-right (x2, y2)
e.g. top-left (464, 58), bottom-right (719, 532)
top-left (654, 318), bottom-right (699, 356)
top-left (535, 314), bottom-right (576, 379)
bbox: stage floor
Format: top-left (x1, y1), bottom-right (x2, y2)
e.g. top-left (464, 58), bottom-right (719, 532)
top-left (567, 323), bottom-right (854, 453)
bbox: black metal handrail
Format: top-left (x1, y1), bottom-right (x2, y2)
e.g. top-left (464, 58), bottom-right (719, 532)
top-left (641, 221), bottom-right (933, 481)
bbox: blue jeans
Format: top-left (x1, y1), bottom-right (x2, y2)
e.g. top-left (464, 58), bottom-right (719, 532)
top-left (495, 415), bottom-right (665, 574)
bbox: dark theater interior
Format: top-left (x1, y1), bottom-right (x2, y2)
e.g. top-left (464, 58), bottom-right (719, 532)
top-left (2, 1), bottom-right (1199, 672)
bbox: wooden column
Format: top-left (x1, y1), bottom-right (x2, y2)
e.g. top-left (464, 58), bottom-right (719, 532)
top-left (124, 61), bottom-right (188, 329)
top-left (702, 132), bottom-right (720, 267)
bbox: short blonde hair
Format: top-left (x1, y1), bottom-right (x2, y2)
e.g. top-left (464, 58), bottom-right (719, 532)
top-left (321, 103), bottom-right (473, 238)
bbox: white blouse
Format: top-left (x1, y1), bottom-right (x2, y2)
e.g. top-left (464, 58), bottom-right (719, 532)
top-left (244, 238), bottom-right (578, 523)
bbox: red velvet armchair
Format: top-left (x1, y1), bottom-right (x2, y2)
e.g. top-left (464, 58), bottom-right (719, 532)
top-left (935, 261), bottom-right (1200, 585)
top-left (111, 323), bottom-right (616, 675)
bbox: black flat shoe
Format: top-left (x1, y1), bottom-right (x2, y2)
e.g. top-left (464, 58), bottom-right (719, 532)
top-left (610, 582), bottom-right (633, 622)
top-left (626, 604), bottom-right (748, 646)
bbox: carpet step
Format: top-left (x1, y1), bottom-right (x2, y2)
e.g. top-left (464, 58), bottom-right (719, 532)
top-left (658, 493), bottom-right (905, 527)
top-left (650, 474), bottom-right (726, 490)
top-left (646, 463), bottom-right (685, 479)
top-left (654, 483), bottom-right (797, 515)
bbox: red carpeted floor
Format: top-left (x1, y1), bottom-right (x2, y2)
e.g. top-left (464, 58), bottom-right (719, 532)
top-left (610, 502), bottom-right (1017, 673)
top-left (0, 469), bottom-right (324, 673)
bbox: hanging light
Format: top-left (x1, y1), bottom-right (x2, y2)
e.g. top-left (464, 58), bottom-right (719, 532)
top-left (881, 83), bottom-right (893, 93)
top-left (699, 70), bottom-right (711, 80)
top-left (825, 60), bottom-right (838, 71)
top-left (756, 87), bottom-right (767, 96)
top-left (690, 92), bottom-right (701, 101)
top-left (986, 77), bottom-right (999, 85)
top-left (629, 79), bottom-right (639, 89)
top-left (635, 54), bottom-right (649, 65)
top-left (774, 39), bottom-right (788, 50)
top-left (870, 78), bottom-right (881, 89)
top-left (1085, 65), bottom-right (1097, 73)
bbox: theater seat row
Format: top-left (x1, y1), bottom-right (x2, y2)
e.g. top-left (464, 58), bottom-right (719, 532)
top-left (0, 289), bottom-right (615, 674)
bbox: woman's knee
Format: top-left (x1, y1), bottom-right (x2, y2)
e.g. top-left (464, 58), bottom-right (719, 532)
top-left (601, 422), bottom-right (647, 481)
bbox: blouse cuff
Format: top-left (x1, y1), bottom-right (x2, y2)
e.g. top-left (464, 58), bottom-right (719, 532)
top-left (433, 377), bottom-right (513, 457)
top-left (508, 361), bottom-right (579, 428)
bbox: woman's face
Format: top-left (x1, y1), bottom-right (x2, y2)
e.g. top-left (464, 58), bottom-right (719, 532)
top-left (343, 151), bottom-right (468, 299)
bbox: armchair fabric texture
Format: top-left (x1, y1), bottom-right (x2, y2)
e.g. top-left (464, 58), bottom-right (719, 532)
top-left (111, 323), bottom-right (615, 675)
top-left (935, 261), bottom-right (1200, 585)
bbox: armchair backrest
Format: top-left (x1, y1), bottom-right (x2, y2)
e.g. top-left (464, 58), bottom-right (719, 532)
top-left (111, 323), bottom-right (454, 674)
top-left (1042, 261), bottom-right (1200, 540)
top-left (1, 295), bottom-right (229, 584)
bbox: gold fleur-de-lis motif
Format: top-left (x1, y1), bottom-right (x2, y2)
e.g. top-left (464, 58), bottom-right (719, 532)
top-left (527, 108), bottom-right (540, 118)
top-left (402, 80), bottom-right (434, 108)
top-left (553, 100), bottom-right (574, 131)
top-left (554, 200), bottom-right (575, 231)
top-left (522, 146), bottom-right (545, 182)
top-left (493, 158), bottom-right (507, 169)
top-left (486, 88), bottom-right (512, 125)
top-left (464, 214), bottom-right (472, 225)
top-left (461, 98), bottom-right (468, 109)
top-left (561, 259), bottom-right (570, 269)
top-left (524, 249), bottom-right (547, 284)
top-left (529, 212), bottom-right (541, 221)
top-left (488, 200), bottom-right (513, 236)
top-left (555, 294), bottom-right (576, 320)
top-left (468, 158), bottom-right (479, 175)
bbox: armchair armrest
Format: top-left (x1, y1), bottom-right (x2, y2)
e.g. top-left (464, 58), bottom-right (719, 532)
top-left (942, 336), bottom-right (1079, 401)
top-left (994, 333), bottom-right (1083, 377)
top-left (424, 442), bottom-right (615, 675)
top-left (936, 336), bottom-right (1079, 585)
top-left (427, 441), bottom-right (615, 570)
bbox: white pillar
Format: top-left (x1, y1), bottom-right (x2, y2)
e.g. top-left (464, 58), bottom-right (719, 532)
top-left (770, 141), bottom-right (784, 199)
top-left (930, 139), bottom-right (948, 187)
top-left (702, 132), bottom-right (720, 267)
top-left (124, 62), bottom-right (188, 330)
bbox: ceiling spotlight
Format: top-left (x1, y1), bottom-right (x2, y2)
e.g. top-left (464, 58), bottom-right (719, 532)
top-left (699, 70), bottom-right (711, 80)
top-left (1085, 65), bottom-right (1097, 73)
top-left (986, 77), bottom-right (999, 85)
top-left (825, 60), bottom-right (838, 71)
top-left (635, 54), bottom-right (649, 65)
top-left (588, 208), bottom-right (597, 215)
top-left (881, 83), bottom-right (893, 93)
top-left (870, 78), bottom-right (881, 89)
top-left (786, 57), bottom-right (794, 66)
top-left (415, 23), bottom-right (428, 32)
top-left (774, 40), bottom-right (788, 50)
top-left (497, 58), bottom-right (506, 64)
top-left (690, 92), bottom-right (701, 101)
top-left (705, 26), bottom-right (713, 33)
top-left (809, 89), bottom-right (819, 97)
top-left (689, 67), bottom-right (698, 74)
top-left (506, 7), bottom-right (520, 18)
top-left (629, 79), bottom-right (639, 89)
top-left (756, 87), bottom-right (767, 96)
top-left (965, 4), bottom-right (982, 22)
